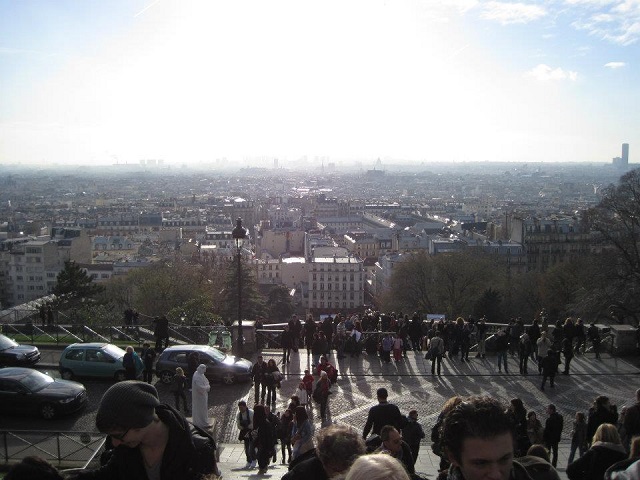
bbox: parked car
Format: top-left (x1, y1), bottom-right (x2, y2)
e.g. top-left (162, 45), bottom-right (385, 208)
top-left (156, 345), bottom-right (252, 385)
top-left (0, 333), bottom-right (41, 367)
top-left (0, 367), bottom-right (88, 419)
top-left (59, 343), bottom-right (128, 381)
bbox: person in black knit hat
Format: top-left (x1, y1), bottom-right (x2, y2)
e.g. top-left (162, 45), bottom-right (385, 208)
top-left (67, 380), bottom-right (219, 480)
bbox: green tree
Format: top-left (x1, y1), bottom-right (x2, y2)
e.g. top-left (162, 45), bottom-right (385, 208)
top-left (473, 287), bottom-right (504, 323)
top-left (220, 256), bottom-right (265, 324)
top-left (166, 295), bottom-right (223, 326)
top-left (53, 261), bottom-right (105, 299)
top-left (266, 285), bottom-right (294, 321)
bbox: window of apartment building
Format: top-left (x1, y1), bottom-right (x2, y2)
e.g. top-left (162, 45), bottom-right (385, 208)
top-left (29, 276), bottom-right (35, 281)
top-left (16, 275), bottom-right (23, 281)
top-left (91, 274), bottom-right (98, 279)
top-left (328, 302), bottom-right (332, 308)
top-left (312, 302), bottom-right (317, 308)
top-left (17, 294), bottom-right (24, 300)
top-left (37, 286), bottom-right (44, 291)
top-left (35, 276), bottom-right (43, 281)
top-left (16, 265), bottom-right (23, 271)
top-left (320, 283), bottom-right (324, 290)
top-left (28, 286), bottom-right (35, 291)
top-left (343, 275), bottom-right (346, 281)
top-left (26, 247), bottom-right (41, 254)
top-left (275, 272), bottom-right (279, 278)
top-left (342, 292), bottom-right (346, 299)
top-left (17, 285), bottom-right (23, 290)
top-left (312, 274), bottom-right (316, 280)
top-left (312, 292), bottom-right (317, 299)
top-left (328, 284), bottom-right (331, 290)
top-left (101, 274), bottom-right (109, 279)
top-left (350, 292), bottom-right (354, 300)
top-left (342, 283), bottom-right (346, 291)
top-left (269, 265), bottom-right (272, 270)
top-left (350, 274), bottom-right (354, 281)
top-left (320, 292), bottom-right (324, 299)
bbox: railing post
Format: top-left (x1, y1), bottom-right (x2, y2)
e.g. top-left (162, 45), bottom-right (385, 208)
top-left (57, 431), bottom-right (62, 466)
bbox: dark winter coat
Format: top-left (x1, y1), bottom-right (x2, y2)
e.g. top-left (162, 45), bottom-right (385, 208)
top-left (544, 412), bottom-right (564, 444)
top-left (402, 419), bottom-right (425, 447)
top-left (567, 441), bottom-right (627, 480)
top-left (69, 405), bottom-right (217, 480)
top-left (362, 402), bottom-right (405, 438)
top-left (587, 406), bottom-right (619, 442)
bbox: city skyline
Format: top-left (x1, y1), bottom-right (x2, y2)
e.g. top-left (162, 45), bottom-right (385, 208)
top-left (1, 0), bottom-right (639, 167)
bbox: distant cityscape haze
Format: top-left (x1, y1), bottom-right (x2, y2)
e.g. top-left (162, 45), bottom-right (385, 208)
top-left (1, 1), bottom-right (639, 166)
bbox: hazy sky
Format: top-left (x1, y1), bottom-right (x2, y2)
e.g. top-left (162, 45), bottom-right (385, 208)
top-left (0, 0), bottom-right (638, 166)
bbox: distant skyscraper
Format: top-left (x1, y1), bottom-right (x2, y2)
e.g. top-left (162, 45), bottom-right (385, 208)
top-left (622, 143), bottom-right (629, 166)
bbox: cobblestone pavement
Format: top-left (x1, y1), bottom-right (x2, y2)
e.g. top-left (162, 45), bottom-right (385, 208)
top-left (211, 348), bottom-right (640, 480)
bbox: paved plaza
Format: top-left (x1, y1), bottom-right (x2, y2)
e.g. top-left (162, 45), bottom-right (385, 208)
top-left (213, 347), bottom-right (640, 480)
top-left (30, 346), bottom-right (640, 479)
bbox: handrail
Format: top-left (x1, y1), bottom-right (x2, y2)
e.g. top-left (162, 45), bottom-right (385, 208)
top-left (0, 430), bottom-right (106, 468)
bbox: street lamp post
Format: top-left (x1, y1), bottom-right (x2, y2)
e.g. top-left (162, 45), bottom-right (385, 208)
top-left (232, 218), bottom-right (247, 356)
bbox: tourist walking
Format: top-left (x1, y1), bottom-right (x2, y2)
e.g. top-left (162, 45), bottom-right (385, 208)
top-left (543, 404), bottom-right (564, 468)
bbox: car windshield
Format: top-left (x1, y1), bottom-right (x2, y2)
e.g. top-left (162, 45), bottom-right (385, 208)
top-left (104, 344), bottom-right (127, 359)
top-left (21, 370), bottom-right (54, 392)
top-left (205, 346), bottom-right (226, 362)
top-left (0, 335), bottom-right (19, 350)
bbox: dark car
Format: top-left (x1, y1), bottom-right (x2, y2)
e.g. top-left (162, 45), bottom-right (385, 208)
top-left (0, 334), bottom-right (41, 367)
top-left (156, 345), bottom-right (252, 385)
top-left (0, 367), bottom-right (88, 419)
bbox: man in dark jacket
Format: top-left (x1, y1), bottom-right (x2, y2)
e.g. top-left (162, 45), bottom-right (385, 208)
top-left (362, 388), bottom-right (406, 439)
top-left (376, 425), bottom-right (415, 477)
top-left (69, 381), bottom-right (218, 480)
top-left (543, 404), bottom-right (564, 468)
top-left (251, 355), bottom-right (268, 405)
top-left (439, 396), bottom-right (533, 480)
top-left (140, 343), bottom-right (156, 384)
top-left (282, 424), bottom-right (366, 480)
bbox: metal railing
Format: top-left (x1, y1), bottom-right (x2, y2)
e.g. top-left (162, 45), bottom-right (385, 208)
top-left (0, 430), bottom-right (106, 469)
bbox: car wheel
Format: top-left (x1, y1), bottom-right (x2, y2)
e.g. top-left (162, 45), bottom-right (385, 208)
top-left (221, 372), bottom-right (236, 385)
top-left (40, 403), bottom-right (57, 420)
top-left (61, 369), bottom-right (74, 380)
top-left (160, 370), bottom-right (174, 385)
top-left (114, 370), bottom-right (127, 382)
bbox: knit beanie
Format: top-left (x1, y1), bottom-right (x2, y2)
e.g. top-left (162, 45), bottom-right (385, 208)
top-left (96, 381), bottom-right (160, 432)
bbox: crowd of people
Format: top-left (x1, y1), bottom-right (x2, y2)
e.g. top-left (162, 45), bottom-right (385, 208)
top-left (261, 311), bottom-right (619, 382)
top-left (5, 382), bottom-right (640, 480)
top-left (6, 308), bottom-right (640, 480)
